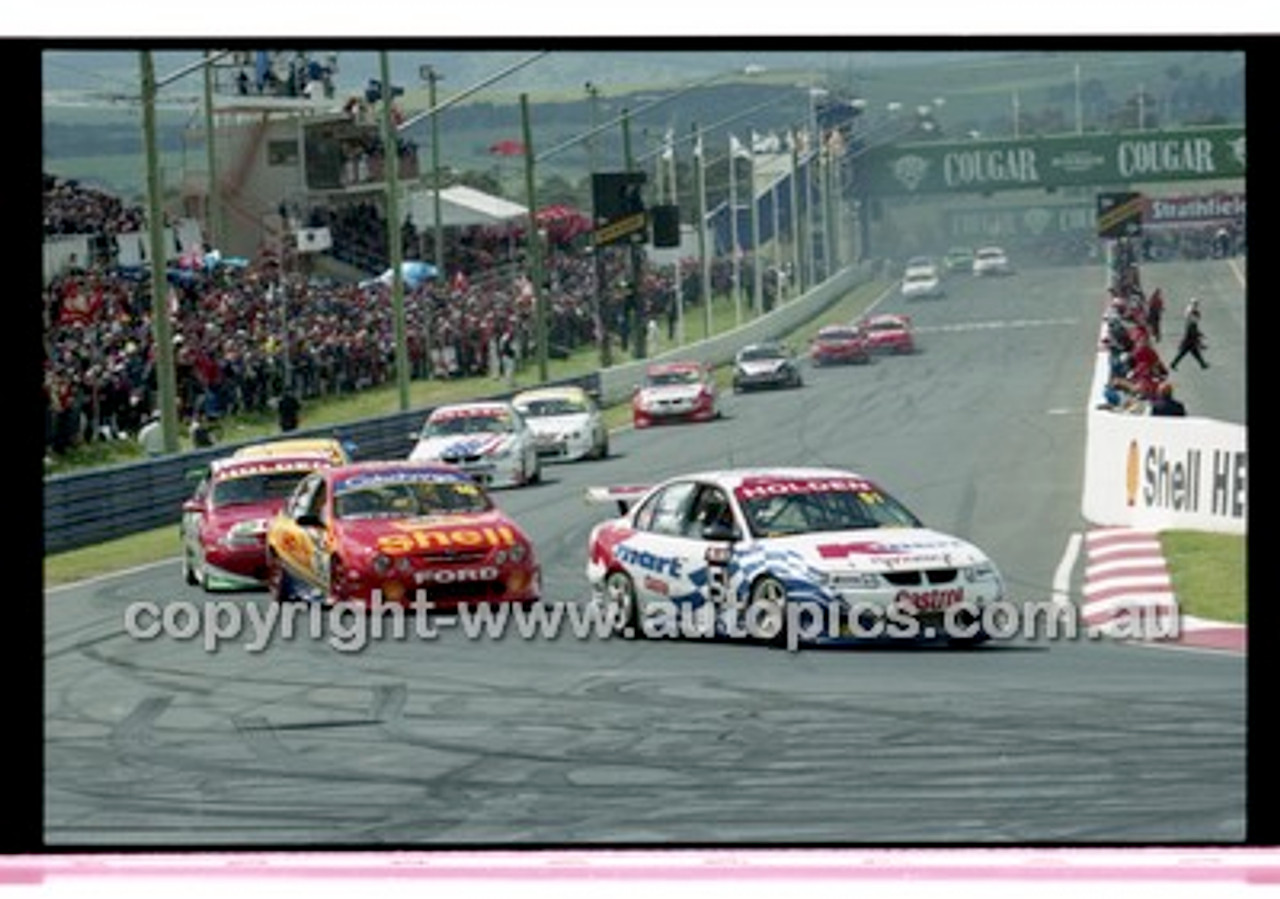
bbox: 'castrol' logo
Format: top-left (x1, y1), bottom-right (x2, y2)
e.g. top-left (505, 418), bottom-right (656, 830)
top-left (893, 587), bottom-right (964, 611)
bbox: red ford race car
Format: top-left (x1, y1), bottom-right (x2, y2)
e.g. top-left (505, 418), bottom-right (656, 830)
top-left (632, 361), bottom-right (721, 429)
top-left (181, 450), bottom-right (337, 591)
top-left (859, 314), bottom-right (916, 355)
top-left (808, 324), bottom-right (872, 366)
top-left (265, 460), bottom-right (540, 609)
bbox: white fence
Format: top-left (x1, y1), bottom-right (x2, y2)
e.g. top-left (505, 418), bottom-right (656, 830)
top-left (43, 218), bottom-right (207, 284)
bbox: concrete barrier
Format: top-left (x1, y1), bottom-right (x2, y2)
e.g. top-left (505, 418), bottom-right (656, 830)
top-left (597, 263), bottom-right (875, 406)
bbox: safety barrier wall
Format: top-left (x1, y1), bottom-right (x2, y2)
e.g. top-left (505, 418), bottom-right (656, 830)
top-left (43, 372), bottom-right (600, 556)
top-left (597, 262), bottom-right (876, 406)
top-left (1081, 351), bottom-right (1246, 535)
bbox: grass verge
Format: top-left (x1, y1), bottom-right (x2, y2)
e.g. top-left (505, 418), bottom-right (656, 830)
top-left (1160, 530), bottom-right (1247, 625)
top-left (43, 277), bottom-right (891, 587)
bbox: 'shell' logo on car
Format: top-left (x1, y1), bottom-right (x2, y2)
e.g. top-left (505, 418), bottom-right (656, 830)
top-left (377, 526), bottom-right (518, 554)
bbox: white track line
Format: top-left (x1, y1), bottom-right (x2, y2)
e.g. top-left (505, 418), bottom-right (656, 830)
top-left (1052, 532), bottom-right (1082, 608)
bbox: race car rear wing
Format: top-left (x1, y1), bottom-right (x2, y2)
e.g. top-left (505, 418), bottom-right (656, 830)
top-left (584, 484), bottom-right (651, 515)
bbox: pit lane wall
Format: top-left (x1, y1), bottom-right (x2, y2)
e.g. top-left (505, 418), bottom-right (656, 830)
top-left (1082, 351), bottom-right (1246, 535)
top-left (596, 262), bottom-right (875, 407)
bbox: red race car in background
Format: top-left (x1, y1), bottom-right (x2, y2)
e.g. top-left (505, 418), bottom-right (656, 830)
top-left (809, 324), bottom-right (872, 366)
top-left (181, 450), bottom-right (337, 591)
top-left (632, 361), bottom-right (721, 428)
top-left (265, 460), bottom-right (540, 609)
top-left (859, 313), bottom-right (916, 355)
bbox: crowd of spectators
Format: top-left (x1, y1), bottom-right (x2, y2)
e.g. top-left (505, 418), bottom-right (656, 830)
top-left (1137, 219), bottom-right (1246, 262)
top-left (43, 174), bottom-right (149, 237)
top-left (44, 186), bottom-right (778, 460)
top-left (1095, 238), bottom-right (1201, 417)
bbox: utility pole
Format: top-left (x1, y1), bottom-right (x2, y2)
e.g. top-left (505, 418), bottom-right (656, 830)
top-left (521, 93), bottom-right (549, 384)
top-left (202, 51), bottom-right (223, 252)
top-left (140, 50), bottom-right (180, 454)
top-left (422, 63), bottom-right (443, 381)
top-left (622, 109), bottom-right (645, 360)
top-left (585, 81), bottom-right (610, 368)
top-left (693, 122), bottom-right (711, 341)
top-left (379, 50), bottom-right (410, 411)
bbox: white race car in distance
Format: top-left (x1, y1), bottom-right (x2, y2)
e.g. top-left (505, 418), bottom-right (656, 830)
top-left (901, 263), bottom-right (945, 299)
top-left (512, 385), bottom-right (609, 462)
top-left (973, 246), bottom-right (1014, 276)
top-left (407, 401), bottom-right (541, 488)
top-left (585, 467), bottom-right (1005, 649)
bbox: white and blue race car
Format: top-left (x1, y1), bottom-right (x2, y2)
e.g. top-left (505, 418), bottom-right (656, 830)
top-left (585, 467), bottom-right (1006, 649)
top-left (408, 401), bottom-right (541, 488)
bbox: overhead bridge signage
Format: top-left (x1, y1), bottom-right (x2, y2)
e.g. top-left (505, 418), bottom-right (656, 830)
top-left (594, 212), bottom-right (647, 247)
top-left (862, 126), bottom-right (1244, 197)
top-left (1096, 192), bottom-right (1145, 239)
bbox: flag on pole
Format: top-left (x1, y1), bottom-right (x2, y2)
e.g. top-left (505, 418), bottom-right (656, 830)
top-left (752, 130), bottom-right (781, 154)
top-left (729, 133), bottom-right (752, 160)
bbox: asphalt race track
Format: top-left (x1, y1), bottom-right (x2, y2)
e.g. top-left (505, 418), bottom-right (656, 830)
top-left (43, 259), bottom-right (1247, 845)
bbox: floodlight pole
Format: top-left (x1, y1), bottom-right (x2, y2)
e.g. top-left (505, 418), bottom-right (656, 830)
top-left (521, 93), bottom-right (549, 384)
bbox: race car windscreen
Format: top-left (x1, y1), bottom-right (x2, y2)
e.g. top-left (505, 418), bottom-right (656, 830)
top-left (423, 411), bottom-right (512, 436)
top-left (333, 478), bottom-right (492, 519)
top-left (646, 369), bottom-right (701, 386)
top-left (515, 397), bottom-right (587, 417)
top-left (738, 345), bottom-right (785, 361)
top-left (737, 483), bottom-right (922, 537)
top-left (211, 472), bottom-right (311, 508)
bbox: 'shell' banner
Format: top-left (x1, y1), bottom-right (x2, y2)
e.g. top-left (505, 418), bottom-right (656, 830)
top-left (1084, 358), bottom-right (1246, 535)
top-left (863, 125), bottom-right (1245, 197)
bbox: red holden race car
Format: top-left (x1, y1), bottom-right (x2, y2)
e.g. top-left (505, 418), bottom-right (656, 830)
top-left (181, 450), bottom-right (337, 590)
top-left (265, 460), bottom-right (541, 609)
top-left (808, 324), bottom-right (872, 366)
top-left (632, 360), bottom-right (721, 429)
top-left (859, 314), bottom-right (916, 355)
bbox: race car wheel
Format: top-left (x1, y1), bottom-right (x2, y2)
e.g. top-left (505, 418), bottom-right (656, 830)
top-left (267, 551), bottom-right (293, 603)
top-left (747, 575), bottom-right (790, 647)
top-left (603, 569), bottom-right (640, 639)
top-left (327, 555), bottom-right (347, 607)
top-left (947, 607), bottom-right (991, 648)
top-left (182, 546), bottom-right (198, 586)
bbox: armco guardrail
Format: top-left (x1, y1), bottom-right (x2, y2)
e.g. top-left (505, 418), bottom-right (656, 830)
top-left (43, 372), bottom-right (599, 556)
top-left (598, 262), bottom-right (876, 405)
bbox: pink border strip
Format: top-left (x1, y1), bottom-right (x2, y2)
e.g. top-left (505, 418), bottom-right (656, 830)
top-left (5, 850), bottom-right (1278, 883)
